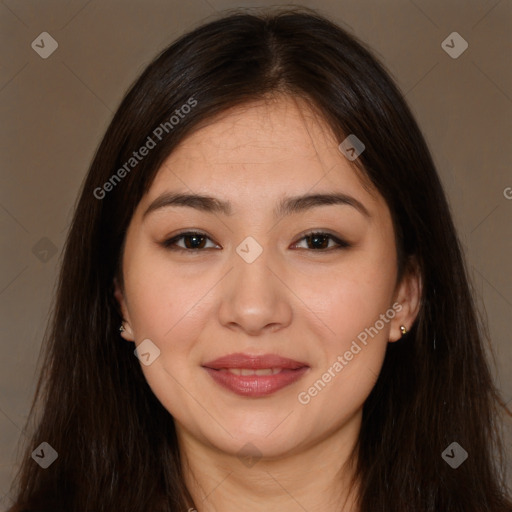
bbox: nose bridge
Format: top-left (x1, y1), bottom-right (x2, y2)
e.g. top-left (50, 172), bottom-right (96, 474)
top-left (235, 244), bottom-right (272, 292)
top-left (218, 237), bottom-right (292, 334)
top-left (232, 238), bottom-right (277, 306)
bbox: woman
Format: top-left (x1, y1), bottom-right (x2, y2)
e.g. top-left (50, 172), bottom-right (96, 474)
top-left (8, 7), bottom-right (511, 512)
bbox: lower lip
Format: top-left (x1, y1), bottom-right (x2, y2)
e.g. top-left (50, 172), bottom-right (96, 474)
top-left (203, 367), bottom-right (309, 397)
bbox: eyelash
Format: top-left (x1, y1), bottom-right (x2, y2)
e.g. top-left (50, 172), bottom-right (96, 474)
top-left (161, 230), bottom-right (350, 252)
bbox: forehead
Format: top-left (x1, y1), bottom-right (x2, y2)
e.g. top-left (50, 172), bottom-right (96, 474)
top-left (142, 95), bottom-right (382, 215)
top-left (166, 96), bottom-right (340, 166)
top-left (181, 96), bottom-right (333, 154)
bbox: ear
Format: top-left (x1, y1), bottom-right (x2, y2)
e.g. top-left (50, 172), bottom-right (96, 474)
top-left (113, 276), bottom-right (135, 342)
top-left (388, 258), bottom-right (422, 342)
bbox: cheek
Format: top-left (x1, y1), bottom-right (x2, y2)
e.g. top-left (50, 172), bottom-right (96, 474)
top-left (299, 247), bottom-right (397, 414)
top-left (124, 241), bottom-right (210, 338)
top-left (293, 250), bottom-right (397, 346)
top-left (295, 271), bottom-right (394, 430)
top-left (123, 256), bottom-right (211, 418)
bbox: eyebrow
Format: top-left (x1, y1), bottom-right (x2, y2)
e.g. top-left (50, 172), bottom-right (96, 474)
top-left (142, 191), bottom-right (370, 220)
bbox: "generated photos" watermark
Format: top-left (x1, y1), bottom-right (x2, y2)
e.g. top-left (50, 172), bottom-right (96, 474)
top-left (298, 302), bottom-right (402, 405)
top-left (93, 96), bottom-right (197, 200)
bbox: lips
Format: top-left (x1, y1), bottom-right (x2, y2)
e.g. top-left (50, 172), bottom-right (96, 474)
top-left (202, 353), bottom-right (309, 397)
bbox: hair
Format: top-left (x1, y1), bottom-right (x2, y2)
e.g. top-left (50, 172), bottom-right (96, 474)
top-left (8, 6), bottom-right (511, 512)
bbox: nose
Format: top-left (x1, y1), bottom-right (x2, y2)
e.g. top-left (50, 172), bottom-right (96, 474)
top-left (217, 246), bottom-right (293, 336)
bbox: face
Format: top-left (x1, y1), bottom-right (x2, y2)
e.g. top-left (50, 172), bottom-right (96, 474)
top-left (115, 95), bottom-right (420, 460)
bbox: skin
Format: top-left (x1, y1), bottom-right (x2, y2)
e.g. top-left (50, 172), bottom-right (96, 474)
top-left (114, 95), bottom-right (421, 512)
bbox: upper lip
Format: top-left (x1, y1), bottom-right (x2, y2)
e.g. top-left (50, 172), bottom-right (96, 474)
top-left (202, 353), bottom-right (308, 370)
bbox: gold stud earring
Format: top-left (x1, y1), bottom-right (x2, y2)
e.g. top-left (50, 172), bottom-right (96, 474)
top-left (400, 325), bottom-right (407, 336)
top-left (119, 324), bottom-right (125, 333)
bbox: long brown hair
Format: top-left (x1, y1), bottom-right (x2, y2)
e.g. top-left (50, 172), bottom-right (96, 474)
top-left (8, 7), bottom-right (511, 511)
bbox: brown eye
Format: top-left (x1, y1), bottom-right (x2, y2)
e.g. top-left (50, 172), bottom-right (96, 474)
top-left (161, 231), bottom-right (349, 252)
top-left (162, 232), bottom-right (219, 251)
top-left (292, 232), bottom-right (350, 251)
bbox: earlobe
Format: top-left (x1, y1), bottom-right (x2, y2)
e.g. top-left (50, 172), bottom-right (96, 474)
top-left (119, 322), bottom-right (135, 342)
top-left (113, 276), bottom-right (135, 342)
top-left (389, 259), bottom-right (422, 342)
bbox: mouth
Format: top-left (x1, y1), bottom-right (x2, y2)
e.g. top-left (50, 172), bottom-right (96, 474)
top-left (202, 353), bottom-right (310, 397)
top-left (217, 368), bottom-right (286, 376)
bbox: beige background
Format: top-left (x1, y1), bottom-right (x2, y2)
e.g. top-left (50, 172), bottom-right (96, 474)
top-left (0, 0), bottom-right (511, 507)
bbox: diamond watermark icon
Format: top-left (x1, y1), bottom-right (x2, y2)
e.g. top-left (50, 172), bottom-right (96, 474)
top-left (237, 442), bottom-right (263, 468)
top-left (441, 32), bottom-right (468, 59)
top-left (31, 32), bottom-right (59, 59)
top-left (134, 338), bottom-right (161, 366)
top-left (32, 237), bottom-right (58, 263)
top-left (338, 134), bottom-right (365, 161)
top-left (441, 441), bottom-right (468, 468)
top-left (236, 236), bottom-right (263, 264)
top-left (31, 442), bottom-right (58, 469)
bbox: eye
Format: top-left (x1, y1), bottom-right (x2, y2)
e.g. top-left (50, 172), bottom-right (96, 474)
top-left (161, 231), bottom-right (220, 251)
top-left (161, 230), bottom-right (350, 252)
top-left (291, 231), bottom-right (350, 251)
